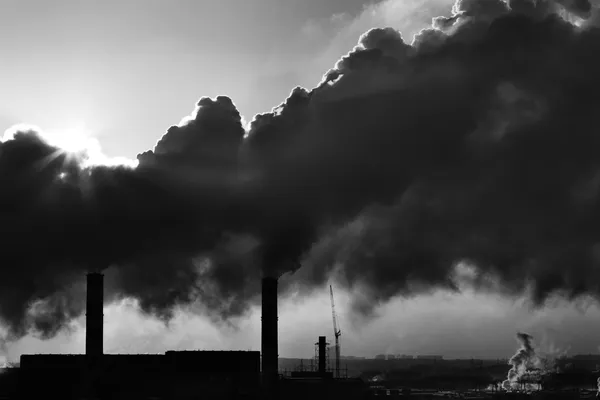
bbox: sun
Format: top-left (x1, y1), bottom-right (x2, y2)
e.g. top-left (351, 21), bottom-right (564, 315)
top-left (42, 124), bottom-right (105, 168)
top-left (45, 125), bottom-right (95, 155)
top-left (2, 123), bottom-right (138, 176)
top-left (43, 124), bottom-right (138, 169)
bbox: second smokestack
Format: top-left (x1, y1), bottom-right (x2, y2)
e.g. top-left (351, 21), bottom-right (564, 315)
top-left (261, 276), bottom-right (278, 388)
top-left (86, 272), bottom-right (104, 356)
top-left (318, 336), bottom-right (327, 375)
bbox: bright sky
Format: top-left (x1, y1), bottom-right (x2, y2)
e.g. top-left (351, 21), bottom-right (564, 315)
top-left (0, 0), bottom-right (454, 158)
top-left (0, 0), bottom-right (384, 158)
top-left (3, 0), bottom-right (600, 361)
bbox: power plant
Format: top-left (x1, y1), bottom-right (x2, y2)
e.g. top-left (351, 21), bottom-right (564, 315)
top-left (17, 272), bottom-right (262, 399)
top-left (2, 273), bottom-right (366, 400)
top-left (3, 272), bottom-right (599, 400)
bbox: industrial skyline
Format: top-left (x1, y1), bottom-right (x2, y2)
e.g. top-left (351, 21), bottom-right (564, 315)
top-left (4, 269), bottom-right (600, 399)
top-left (4, 0), bottom-right (600, 378)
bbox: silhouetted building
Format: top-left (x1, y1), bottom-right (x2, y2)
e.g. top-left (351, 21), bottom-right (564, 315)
top-left (16, 273), bottom-right (262, 400)
top-left (416, 355), bottom-right (443, 360)
top-left (0, 367), bottom-right (19, 399)
top-left (19, 351), bottom-right (261, 399)
top-left (279, 377), bottom-right (367, 400)
top-left (340, 355), bottom-right (366, 360)
top-left (572, 355), bottom-right (600, 360)
top-left (282, 336), bottom-right (365, 399)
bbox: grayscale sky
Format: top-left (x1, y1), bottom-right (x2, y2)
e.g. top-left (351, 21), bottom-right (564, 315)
top-left (0, 0), bottom-right (379, 157)
top-left (0, 0), bottom-right (451, 158)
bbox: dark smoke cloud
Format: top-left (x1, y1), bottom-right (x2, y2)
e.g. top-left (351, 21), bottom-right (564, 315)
top-left (286, 0), bottom-right (600, 314)
top-left (3, 0), bottom-right (600, 339)
top-left (0, 97), bottom-right (247, 338)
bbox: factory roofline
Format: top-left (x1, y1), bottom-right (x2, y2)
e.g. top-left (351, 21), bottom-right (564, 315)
top-left (21, 350), bottom-right (259, 357)
top-left (20, 350), bottom-right (262, 371)
top-left (21, 353), bottom-right (164, 357)
top-left (165, 350), bottom-right (258, 353)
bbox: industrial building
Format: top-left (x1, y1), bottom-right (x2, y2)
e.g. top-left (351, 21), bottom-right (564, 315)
top-left (18, 273), bottom-right (261, 399)
top-left (281, 335), bottom-right (367, 400)
top-left (19, 351), bottom-right (261, 399)
top-left (12, 273), bottom-right (368, 400)
top-left (416, 355), bottom-right (444, 361)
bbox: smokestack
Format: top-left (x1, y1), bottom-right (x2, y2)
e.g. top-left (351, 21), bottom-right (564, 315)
top-left (85, 272), bottom-right (103, 356)
top-left (261, 277), bottom-right (278, 389)
top-left (318, 336), bottom-right (327, 375)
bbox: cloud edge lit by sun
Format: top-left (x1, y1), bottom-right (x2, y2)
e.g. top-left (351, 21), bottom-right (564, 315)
top-left (2, 123), bottom-right (138, 169)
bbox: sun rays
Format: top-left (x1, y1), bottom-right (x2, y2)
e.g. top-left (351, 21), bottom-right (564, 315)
top-left (2, 123), bottom-right (138, 174)
top-left (44, 124), bottom-right (137, 169)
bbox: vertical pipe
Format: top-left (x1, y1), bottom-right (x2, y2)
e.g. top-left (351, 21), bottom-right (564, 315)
top-left (86, 272), bottom-right (104, 356)
top-left (318, 336), bottom-right (327, 375)
top-left (261, 277), bottom-right (278, 393)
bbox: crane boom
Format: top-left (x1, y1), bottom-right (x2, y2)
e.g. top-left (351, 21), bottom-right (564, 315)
top-left (330, 285), bottom-right (341, 378)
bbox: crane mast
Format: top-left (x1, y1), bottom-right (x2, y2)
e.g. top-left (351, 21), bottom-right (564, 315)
top-left (330, 285), bottom-right (341, 378)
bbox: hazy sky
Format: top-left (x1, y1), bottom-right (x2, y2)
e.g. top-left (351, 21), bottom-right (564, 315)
top-left (8, 283), bottom-right (600, 362)
top-left (0, 0), bottom-right (450, 158)
top-left (0, 0), bottom-right (378, 157)
top-left (3, 0), bottom-right (600, 362)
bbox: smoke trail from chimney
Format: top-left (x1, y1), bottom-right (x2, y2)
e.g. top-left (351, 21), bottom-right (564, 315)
top-left (0, 336), bottom-right (6, 368)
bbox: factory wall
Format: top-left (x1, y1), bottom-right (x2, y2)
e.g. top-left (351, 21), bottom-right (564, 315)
top-left (18, 351), bottom-right (261, 400)
top-left (280, 377), bottom-right (369, 400)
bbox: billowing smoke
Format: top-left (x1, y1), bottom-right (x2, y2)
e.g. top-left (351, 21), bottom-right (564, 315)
top-left (0, 335), bottom-right (6, 366)
top-left (503, 333), bottom-right (544, 390)
top-left (0, 101), bottom-right (251, 338)
top-left (286, 0), bottom-right (600, 312)
top-left (501, 332), bottom-right (562, 391)
top-left (3, 0), bottom-right (600, 340)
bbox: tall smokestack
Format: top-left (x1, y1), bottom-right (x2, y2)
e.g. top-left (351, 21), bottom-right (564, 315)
top-left (261, 277), bottom-right (278, 391)
top-left (318, 336), bottom-right (327, 375)
top-left (85, 272), bottom-right (103, 356)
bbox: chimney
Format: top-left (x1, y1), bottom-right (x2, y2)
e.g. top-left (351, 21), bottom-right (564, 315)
top-left (261, 277), bottom-right (278, 388)
top-left (318, 336), bottom-right (327, 375)
top-left (86, 272), bottom-right (104, 356)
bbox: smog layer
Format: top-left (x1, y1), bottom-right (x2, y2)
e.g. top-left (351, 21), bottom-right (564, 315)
top-left (2, 0), bottom-right (600, 340)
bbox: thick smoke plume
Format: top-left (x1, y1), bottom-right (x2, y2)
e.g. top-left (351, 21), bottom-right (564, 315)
top-left (502, 333), bottom-right (555, 391)
top-left (3, 0), bottom-right (600, 339)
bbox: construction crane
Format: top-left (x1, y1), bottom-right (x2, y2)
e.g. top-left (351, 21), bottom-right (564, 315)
top-left (330, 285), bottom-right (341, 378)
